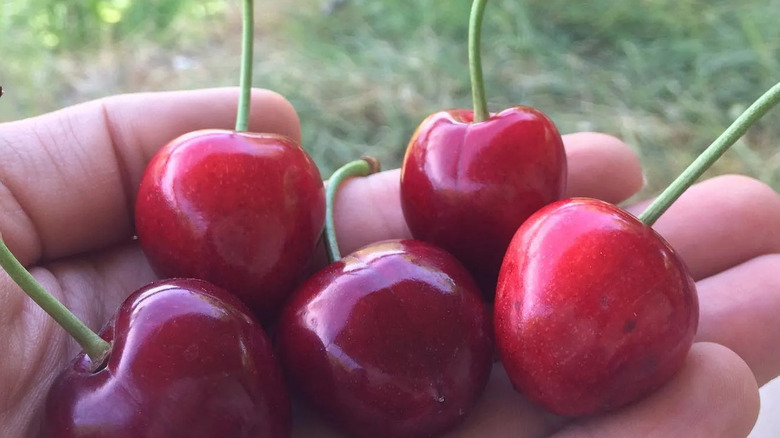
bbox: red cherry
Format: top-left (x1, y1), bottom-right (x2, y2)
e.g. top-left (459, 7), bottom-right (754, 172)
top-left (494, 198), bottom-right (699, 416)
top-left (400, 107), bottom-right (566, 297)
top-left (135, 130), bottom-right (325, 323)
top-left (276, 239), bottom-right (493, 438)
top-left (41, 278), bottom-right (291, 437)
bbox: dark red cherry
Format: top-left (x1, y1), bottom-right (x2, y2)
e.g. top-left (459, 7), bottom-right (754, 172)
top-left (277, 239), bottom-right (493, 438)
top-left (42, 278), bottom-right (291, 437)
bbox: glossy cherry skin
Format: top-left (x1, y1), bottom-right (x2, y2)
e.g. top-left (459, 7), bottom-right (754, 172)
top-left (400, 107), bottom-right (566, 299)
top-left (41, 278), bottom-right (291, 438)
top-left (494, 198), bottom-right (699, 417)
top-left (276, 239), bottom-right (493, 438)
top-left (135, 130), bottom-right (325, 323)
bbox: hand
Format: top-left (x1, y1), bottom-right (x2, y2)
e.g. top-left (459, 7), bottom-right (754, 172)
top-left (1, 89), bottom-right (778, 438)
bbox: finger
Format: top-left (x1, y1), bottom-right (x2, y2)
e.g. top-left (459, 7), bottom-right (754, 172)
top-left (626, 175), bottom-right (780, 280)
top-left (695, 253), bottom-right (780, 386)
top-left (329, 168), bottom-right (409, 256)
top-left (290, 362), bottom-right (566, 438)
top-left (0, 88), bottom-right (300, 266)
top-left (0, 268), bottom-right (69, 438)
top-left (563, 132), bottom-right (643, 203)
top-left (554, 342), bottom-right (759, 438)
top-left (331, 132), bottom-right (643, 256)
top-left (442, 363), bottom-right (566, 438)
top-left (43, 244), bottom-right (157, 332)
top-left (1, 243), bottom-right (155, 362)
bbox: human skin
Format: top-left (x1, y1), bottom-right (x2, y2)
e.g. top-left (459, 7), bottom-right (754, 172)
top-left (1, 88), bottom-right (780, 437)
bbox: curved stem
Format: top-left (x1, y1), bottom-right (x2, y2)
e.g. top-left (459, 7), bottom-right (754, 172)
top-left (0, 239), bottom-right (110, 363)
top-left (639, 82), bottom-right (780, 226)
top-left (469, 0), bottom-right (489, 122)
top-left (324, 157), bottom-right (381, 263)
top-left (235, 0), bottom-right (254, 132)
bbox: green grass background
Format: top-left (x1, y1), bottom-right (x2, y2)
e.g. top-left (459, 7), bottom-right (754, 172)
top-left (2, 0), bottom-right (779, 199)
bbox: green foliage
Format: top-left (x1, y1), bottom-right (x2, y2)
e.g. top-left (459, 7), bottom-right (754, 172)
top-left (277, 0), bottom-right (780, 191)
top-left (0, 0), bottom-right (227, 50)
top-left (2, 0), bottom-right (779, 193)
top-left (0, 0), bottom-right (226, 117)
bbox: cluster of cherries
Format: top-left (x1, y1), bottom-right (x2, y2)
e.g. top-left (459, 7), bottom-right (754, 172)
top-left (3, 1), bottom-right (780, 437)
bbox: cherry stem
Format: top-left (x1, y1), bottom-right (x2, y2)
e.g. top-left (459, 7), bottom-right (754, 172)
top-left (324, 157), bottom-right (381, 263)
top-left (469, 0), bottom-right (489, 122)
top-left (235, 0), bottom-right (254, 132)
top-left (639, 82), bottom-right (780, 226)
top-left (0, 239), bottom-right (110, 363)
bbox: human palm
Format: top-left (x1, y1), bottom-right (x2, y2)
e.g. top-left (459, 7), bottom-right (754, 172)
top-left (1, 88), bottom-right (778, 437)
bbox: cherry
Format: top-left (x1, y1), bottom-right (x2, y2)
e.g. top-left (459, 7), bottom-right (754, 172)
top-left (494, 82), bottom-right (780, 416)
top-left (0, 219), bottom-right (290, 436)
top-left (495, 198), bottom-right (698, 416)
top-left (42, 279), bottom-right (291, 438)
top-left (135, 131), bottom-right (324, 323)
top-left (276, 159), bottom-right (493, 438)
top-left (400, 0), bottom-right (566, 298)
top-left (134, 0), bottom-right (325, 323)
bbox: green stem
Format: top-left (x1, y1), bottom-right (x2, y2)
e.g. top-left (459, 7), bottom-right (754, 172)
top-left (235, 0), bottom-right (254, 132)
top-left (324, 157), bottom-right (381, 263)
top-left (639, 82), bottom-right (780, 226)
top-left (0, 239), bottom-right (110, 363)
top-left (469, 0), bottom-right (489, 122)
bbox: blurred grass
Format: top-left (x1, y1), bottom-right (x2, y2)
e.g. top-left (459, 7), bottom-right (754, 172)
top-left (1, 0), bottom-right (779, 199)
